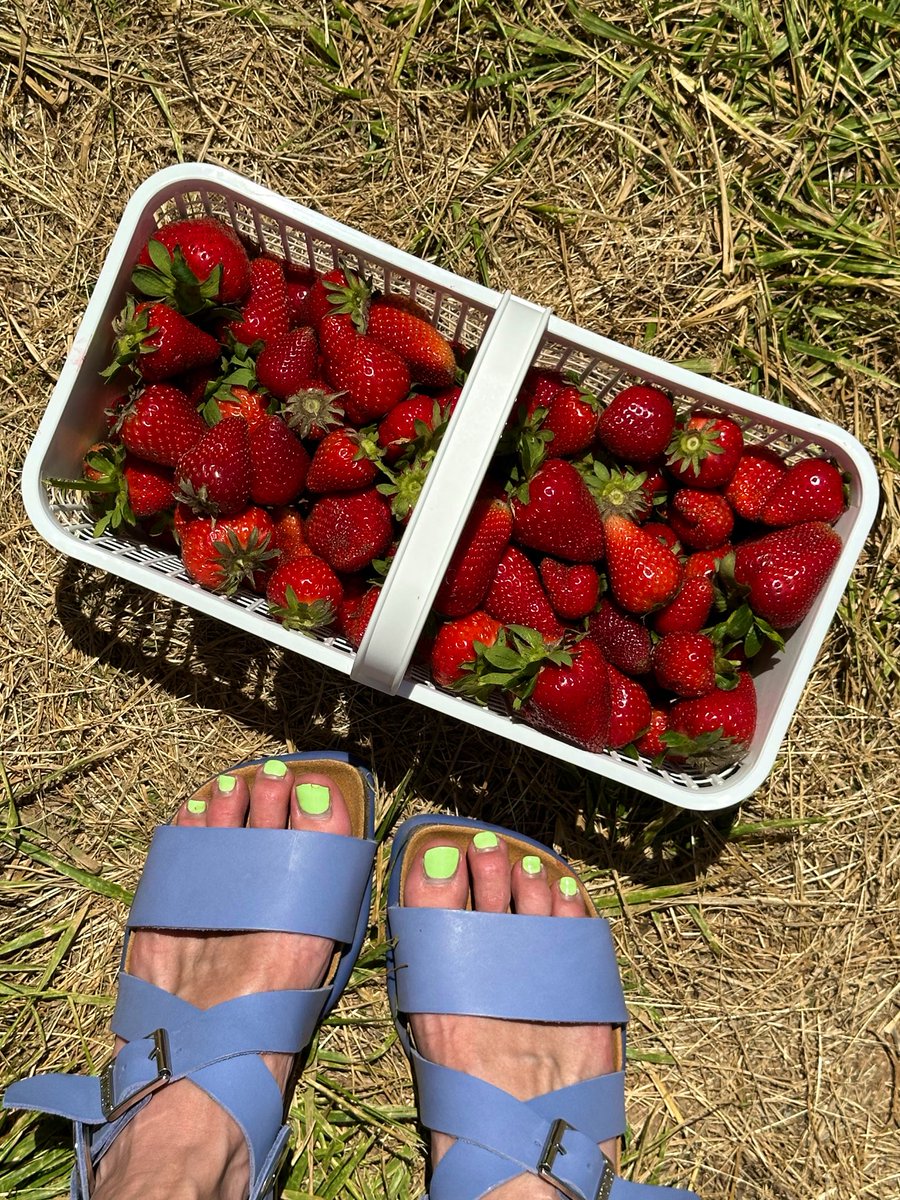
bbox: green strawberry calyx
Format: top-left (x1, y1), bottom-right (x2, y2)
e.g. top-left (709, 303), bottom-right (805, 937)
top-left (455, 625), bottom-right (573, 707)
top-left (268, 586), bottom-right (335, 633)
top-left (132, 238), bottom-right (223, 318)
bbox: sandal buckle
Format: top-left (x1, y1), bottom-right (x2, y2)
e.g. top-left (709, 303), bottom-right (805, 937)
top-left (99, 1028), bottom-right (173, 1120)
top-left (538, 1118), bottom-right (615, 1200)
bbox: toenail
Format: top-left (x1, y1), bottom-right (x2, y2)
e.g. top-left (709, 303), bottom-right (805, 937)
top-left (522, 855), bottom-right (542, 876)
top-left (187, 798), bottom-right (207, 814)
top-left (558, 876), bottom-right (578, 898)
top-left (263, 758), bottom-right (288, 778)
top-left (217, 774), bottom-right (237, 794)
top-left (423, 846), bottom-right (460, 880)
top-left (473, 830), bottom-right (499, 851)
top-left (297, 782), bottom-right (330, 816)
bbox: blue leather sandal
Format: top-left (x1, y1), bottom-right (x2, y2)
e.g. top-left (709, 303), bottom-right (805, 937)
top-left (3, 750), bottom-right (377, 1200)
top-left (386, 814), bottom-right (700, 1200)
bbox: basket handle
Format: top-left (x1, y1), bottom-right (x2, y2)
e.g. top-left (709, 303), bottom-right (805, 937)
top-left (350, 291), bottom-right (551, 695)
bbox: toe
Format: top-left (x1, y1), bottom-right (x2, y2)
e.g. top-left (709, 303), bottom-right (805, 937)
top-left (290, 772), bottom-right (353, 836)
top-left (551, 874), bottom-right (588, 916)
top-left (248, 758), bottom-right (295, 828)
top-left (206, 772), bottom-right (251, 827)
top-left (404, 840), bottom-right (469, 910)
top-left (174, 795), bottom-right (209, 827)
top-left (511, 855), bottom-right (553, 916)
top-left (467, 830), bottom-right (511, 912)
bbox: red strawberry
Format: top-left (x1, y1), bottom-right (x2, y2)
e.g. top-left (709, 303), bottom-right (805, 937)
top-left (77, 444), bottom-right (176, 533)
top-left (651, 631), bottom-right (729, 698)
top-left (431, 611), bottom-right (503, 688)
top-left (761, 458), bottom-right (845, 526)
top-left (603, 514), bottom-right (682, 615)
top-left (668, 488), bottom-right (735, 551)
top-left (378, 396), bottom-right (446, 463)
top-left (730, 521), bottom-right (843, 629)
top-left (248, 415), bottom-right (310, 506)
top-left (514, 368), bottom-right (566, 422)
top-left (606, 666), bottom-right (652, 749)
top-left (179, 505), bottom-right (278, 594)
top-left (335, 580), bottom-right (381, 648)
top-left (266, 555), bottom-right (343, 631)
top-left (256, 328), bottom-right (320, 398)
top-left (538, 558), bottom-right (600, 620)
top-left (724, 446), bottom-right (786, 521)
top-left (304, 266), bottom-right (371, 331)
top-left (271, 506), bottom-right (311, 563)
top-left (121, 458), bottom-right (175, 519)
top-left (328, 336), bottom-right (411, 424)
top-left (116, 383), bottom-right (207, 467)
top-left (433, 493), bottom-right (513, 618)
top-left (511, 459), bottom-right (605, 562)
top-left (540, 385), bottom-right (601, 457)
top-left (175, 416), bottom-right (252, 517)
top-left (306, 427), bottom-right (381, 493)
top-left (133, 215), bottom-right (251, 310)
top-left (684, 546), bottom-right (732, 580)
top-left (319, 311), bottom-right (361, 368)
top-left (104, 299), bottom-right (220, 383)
top-left (225, 257), bottom-right (290, 347)
top-left (518, 637), bottom-right (612, 753)
top-left (484, 546), bottom-right (566, 643)
top-left (596, 385), bottom-right (676, 463)
top-left (213, 385), bottom-right (271, 429)
top-left (585, 599), bottom-right (652, 676)
top-left (305, 488), bottom-right (393, 573)
top-left (652, 576), bottom-right (715, 635)
top-left (667, 412), bottom-right (743, 489)
top-left (640, 466), bottom-right (669, 514)
top-left (665, 671), bottom-right (757, 765)
top-left (635, 708), bottom-right (670, 759)
top-left (284, 264), bottom-right (317, 327)
top-left (642, 520), bottom-right (681, 552)
top-left (366, 302), bottom-right (456, 387)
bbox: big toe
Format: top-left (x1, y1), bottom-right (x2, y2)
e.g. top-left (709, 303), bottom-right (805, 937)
top-left (404, 841), bottom-right (469, 910)
top-left (290, 772), bottom-right (353, 836)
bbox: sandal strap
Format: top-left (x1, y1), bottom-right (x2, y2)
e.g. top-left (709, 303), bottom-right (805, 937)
top-left (388, 906), bottom-right (629, 1025)
top-left (128, 825), bottom-right (376, 939)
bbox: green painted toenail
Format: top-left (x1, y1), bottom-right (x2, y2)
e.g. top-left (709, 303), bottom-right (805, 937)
top-left (263, 759), bottom-right (287, 778)
top-left (558, 876), bottom-right (578, 898)
top-left (217, 774), bottom-right (236, 794)
top-left (297, 782), bottom-right (330, 815)
top-left (522, 855), bottom-right (542, 876)
top-left (187, 798), bottom-right (207, 814)
top-left (424, 846), bottom-right (460, 880)
top-left (473, 830), bottom-right (499, 851)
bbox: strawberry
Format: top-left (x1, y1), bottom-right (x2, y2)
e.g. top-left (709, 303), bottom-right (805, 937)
top-left (667, 412), bottom-right (743, 489)
top-left (433, 493), bottom-right (513, 618)
top-left (540, 385), bottom-right (601, 457)
top-left (723, 445), bottom-right (786, 521)
top-left (484, 546), bottom-right (566, 643)
top-left (212, 384), bottom-right (271, 428)
top-left (266, 555), bottom-right (343, 631)
top-left (761, 458), bottom-right (845, 526)
top-left (603, 514), bottom-right (682, 615)
top-left (606, 665), bottom-right (652, 749)
top-left (517, 636), bottom-right (612, 753)
top-left (378, 396), bottom-right (446, 463)
top-left (306, 427), bottom-right (381, 493)
top-left (255, 328), bottom-right (320, 398)
top-left (511, 458), bottom-right (605, 562)
top-left (585, 599), bottom-right (652, 676)
top-left (175, 416), bottom-right (252, 517)
top-left (282, 382), bottom-right (345, 440)
top-left (104, 299), bottom-right (220, 383)
top-left (72, 443), bottom-right (176, 534)
top-left (225, 257), bottom-right (290, 347)
top-left (684, 546), bottom-right (732, 580)
top-left (319, 312), bottom-right (361, 368)
top-left (595, 385), bottom-right (676, 463)
top-left (248, 415), bottom-right (310, 506)
top-left (642, 520), bottom-right (681, 552)
top-left (652, 576), bottom-right (715, 635)
top-left (730, 521), bottom-right (843, 629)
top-left (651, 631), bottom-right (734, 698)
top-left (133, 215), bottom-right (251, 311)
top-left (115, 383), bottom-right (207, 467)
top-left (271, 506), bottom-right (311, 563)
top-left (366, 302), bottom-right (456, 386)
top-left (179, 505), bottom-right (278, 594)
top-left (512, 368), bottom-right (566, 426)
top-left (284, 264), bottom-right (318, 327)
top-left (328, 335), bottom-right (411, 425)
top-left (538, 557), bottom-right (600, 620)
top-left (304, 265), bottom-right (371, 331)
top-left (668, 488), bottom-right (734, 551)
top-left (635, 708), bottom-right (670, 759)
top-left (335, 579), bottom-right (381, 648)
top-left (664, 671), bottom-right (757, 766)
top-left (305, 488), bottom-right (394, 573)
top-left (431, 610), bottom-right (503, 689)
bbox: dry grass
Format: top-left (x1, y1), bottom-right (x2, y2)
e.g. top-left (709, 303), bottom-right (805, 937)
top-left (1, 1), bottom-right (899, 1197)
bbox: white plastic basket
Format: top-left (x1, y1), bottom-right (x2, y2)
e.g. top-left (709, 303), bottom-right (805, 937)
top-left (22, 163), bottom-right (880, 812)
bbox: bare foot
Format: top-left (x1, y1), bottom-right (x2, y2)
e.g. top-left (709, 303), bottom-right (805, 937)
top-left (92, 759), bottom-right (356, 1200)
top-left (403, 830), bottom-right (618, 1200)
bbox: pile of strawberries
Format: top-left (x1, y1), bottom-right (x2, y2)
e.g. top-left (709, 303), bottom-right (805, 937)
top-left (70, 213), bottom-right (848, 773)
